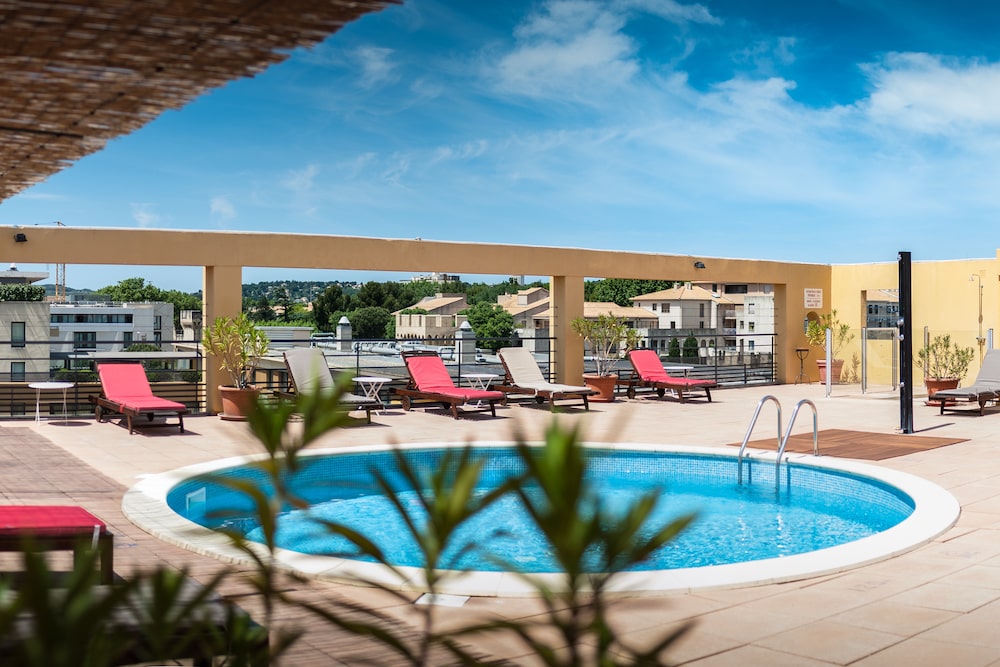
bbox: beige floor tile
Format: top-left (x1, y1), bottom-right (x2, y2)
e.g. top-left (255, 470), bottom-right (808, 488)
top-left (852, 637), bottom-right (999, 667)
top-left (829, 598), bottom-right (957, 635)
top-left (890, 581), bottom-right (1000, 613)
top-left (919, 599), bottom-right (1000, 648)
top-left (682, 644), bottom-right (837, 666)
top-left (755, 619), bottom-right (901, 664)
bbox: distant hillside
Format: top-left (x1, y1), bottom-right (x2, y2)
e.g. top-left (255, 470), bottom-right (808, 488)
top-left (242, 280), bottom-right (362, 302)
top-left (39, 284), bottom-right (100, 299)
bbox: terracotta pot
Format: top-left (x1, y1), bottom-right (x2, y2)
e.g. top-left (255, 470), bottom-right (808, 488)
top-left (815, 359), bottom-right (845, 384)
top-left (582, 373), bottom-right (617, 402)
top-left (218, 385), bottom-right (260, 421)
top-left (925, 378), bottom-right (959, 404)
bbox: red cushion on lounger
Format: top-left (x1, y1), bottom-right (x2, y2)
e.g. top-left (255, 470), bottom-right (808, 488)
top-left (630, 349), bottom-right (715, 386)
top-left (0, 505), bottom-right (107, 537)
top-left (98, 363), bottom-right (157, 401)
top-left (406, 354), bottom-right (458, 391)
top-left (405, 355), bottom-right (503, 400)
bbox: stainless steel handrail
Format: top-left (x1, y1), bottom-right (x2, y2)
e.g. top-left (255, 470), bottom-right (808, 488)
top-left (774, 399), bottom-right (819, 492)
top-left (737, 395), bottom-right (781, 485)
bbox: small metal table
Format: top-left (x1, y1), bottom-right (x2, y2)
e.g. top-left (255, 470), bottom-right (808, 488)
top-left (461, 373), bottom-right (499, 407)
top-left (29, 381), bottom-right (74, 423)
top-left (352, 376), bottom-right (391, 414)
top-left (795, 348), bottom-right (811, 384)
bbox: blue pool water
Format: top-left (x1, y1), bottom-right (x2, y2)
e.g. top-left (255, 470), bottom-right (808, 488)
top-left (167, 447), bottom-right (915, 573)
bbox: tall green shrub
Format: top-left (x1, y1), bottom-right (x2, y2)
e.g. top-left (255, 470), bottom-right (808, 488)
top-left (0, 284), bottom-right (46, 302)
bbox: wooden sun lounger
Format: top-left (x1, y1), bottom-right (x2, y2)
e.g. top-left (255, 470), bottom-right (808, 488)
top-left (496, 346), bottom-right (593, 411)
top-left (933, 349), bottom-right (1000, 416)
top-left (0, 505), bottom-right (114, 584)
top-left (277, 347), bottom-right (379, 424)
top-left (90, 363), bottom-right (188, 434)
top-left (391, 350), bottom-right (504, 419)
top-left (617, 349), bottom-right (717, 403)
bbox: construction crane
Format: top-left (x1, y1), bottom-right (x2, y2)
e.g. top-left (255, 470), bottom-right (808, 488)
top-left (54, 221), bottom-right (66, 301)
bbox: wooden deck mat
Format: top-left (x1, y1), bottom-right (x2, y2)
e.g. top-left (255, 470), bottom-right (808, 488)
top-left (730, 428), bottom-right (968, 461)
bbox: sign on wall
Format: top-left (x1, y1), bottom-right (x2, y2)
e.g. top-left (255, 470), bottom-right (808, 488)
top-left (804, 288), bottom-right (823, 309)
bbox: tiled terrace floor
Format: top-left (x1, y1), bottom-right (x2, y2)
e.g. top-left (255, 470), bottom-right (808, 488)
top-left (5, 381), bottom-right (1000, 666)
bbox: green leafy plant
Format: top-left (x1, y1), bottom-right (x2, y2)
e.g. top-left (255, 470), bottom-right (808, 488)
top-left (917, 334), bottom-right (975, 380)
top-left (805, 310), bottom-right (855, 361)
top-left (202, 314), bottom-right (269, 389)
top-left (570, 313), bottom-right (640, 376)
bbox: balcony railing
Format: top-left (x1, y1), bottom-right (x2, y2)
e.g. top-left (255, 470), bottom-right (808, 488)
top-left (0, 332), bottom-right (777, 419)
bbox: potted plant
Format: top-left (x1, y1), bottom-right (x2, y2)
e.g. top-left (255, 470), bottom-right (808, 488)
top-left (917, 334), bottom-right (974, 401)
top-left (570, 313), bottom-right (640, 401)
top-left (804, 310), bottom-right (855, 383)
top-left (202, 314), bottom-right (269, 420)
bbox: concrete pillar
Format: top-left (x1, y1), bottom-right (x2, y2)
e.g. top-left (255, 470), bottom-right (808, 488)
top-left (336, 316), bottom-right (353, 352)
top-left (202, 265), bottom-right (243, 414)
top-left (456, 320), bottom-right (477, 366)
top-left (550, 275), bottom-right (585, 384)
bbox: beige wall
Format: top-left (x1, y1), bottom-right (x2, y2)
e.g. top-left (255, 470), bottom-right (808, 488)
top-left (830, 257), bottom-right (998, 387)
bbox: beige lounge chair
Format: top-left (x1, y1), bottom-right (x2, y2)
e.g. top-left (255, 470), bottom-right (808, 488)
top-left (279, 347), bottom-right (379, 423)
top-left (497, 346), bottom-right (594, 411)
top-left (933, 348), bottom-right (1000, 415)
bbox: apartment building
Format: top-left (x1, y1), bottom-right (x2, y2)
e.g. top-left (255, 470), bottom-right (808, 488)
top-left (393, 293), bottom-right (468, 342)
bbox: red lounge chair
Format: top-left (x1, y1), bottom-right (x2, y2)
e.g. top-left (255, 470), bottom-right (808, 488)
top-left (90, 363), bottom-right (188, 434)
top-left (391, 350), bottom-right (504, 419)
top-left (619, 349), bottom-right (717, 402)
top-left (0, 505), bottom-right (114, 583)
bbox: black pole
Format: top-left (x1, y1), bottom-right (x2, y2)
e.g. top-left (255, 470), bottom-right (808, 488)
top-left (898, 251), bottom-right (914, 433)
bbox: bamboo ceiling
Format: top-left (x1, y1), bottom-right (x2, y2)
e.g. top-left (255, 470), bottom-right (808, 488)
top-left (0, 0), bottom-right (396, 201)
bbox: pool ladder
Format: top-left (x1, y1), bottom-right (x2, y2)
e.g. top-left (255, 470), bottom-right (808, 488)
top-left (737, 395), bottom-right (818, 492)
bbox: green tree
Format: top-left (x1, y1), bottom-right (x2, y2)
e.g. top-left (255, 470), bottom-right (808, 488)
top-left (249, 296), bottom-right (275, 322)
top-left (273, 287), bottom-right (293, 323)
top-left (683, 336), bottom-right (700, 361)
top-left (349, 306), bottom-right (392, 339)
top-left (584, 279), bottom-right (675, 306)
top-left (462, 302), bottom-right (515, 350)
top-left (97, 278), bottom-right (201, 331)
top-left (96, 277), bottom-right (162, 302)
top-left (667, 337), bottom-right (681, 360)
top-left (353, 281), bottom-right (417, 312)
top-left (312, 285), bottom-right (351, 332)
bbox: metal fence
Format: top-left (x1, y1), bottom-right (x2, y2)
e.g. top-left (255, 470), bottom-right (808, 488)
top-left (0, 332), bottom-right (777, 420)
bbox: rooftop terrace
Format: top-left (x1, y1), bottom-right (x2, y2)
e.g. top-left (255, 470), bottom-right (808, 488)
top-left (5, 382), bottom-right (1000, 665)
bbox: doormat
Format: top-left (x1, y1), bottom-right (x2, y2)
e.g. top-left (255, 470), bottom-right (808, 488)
top-left (729, 428), bottom-right (968, 461)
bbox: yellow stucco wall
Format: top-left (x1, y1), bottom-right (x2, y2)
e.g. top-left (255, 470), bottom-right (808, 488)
top-left (830, 256), bottom-right (998, 387)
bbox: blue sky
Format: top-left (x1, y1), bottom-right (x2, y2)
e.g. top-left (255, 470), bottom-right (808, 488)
top-left (3, 0), bottom-right (1000, 292)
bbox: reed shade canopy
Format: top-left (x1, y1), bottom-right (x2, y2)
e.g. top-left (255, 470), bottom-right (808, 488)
top-left (0, 0), bottom-right (396, 201)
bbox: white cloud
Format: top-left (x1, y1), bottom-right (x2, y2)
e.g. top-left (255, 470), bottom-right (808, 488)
top-left (353, 46), bottom-right (397, 89)
top-left (130, 203), bottom-right (159, 227)
top-left (860, 53), bottom-right (1000, 134)
top-left (283, 164), bottom-right (319, 193)
top-left (209, 196), bottom-right (236, 222)
top-left (491, 0), bottom-right (718, 100)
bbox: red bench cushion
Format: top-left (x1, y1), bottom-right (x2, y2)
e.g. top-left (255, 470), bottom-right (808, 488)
top-left (0, 505), bottom-right (107, 537)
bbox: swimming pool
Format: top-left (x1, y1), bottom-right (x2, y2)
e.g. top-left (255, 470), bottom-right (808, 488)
top-left (124, 442), bottom-right (960, 596)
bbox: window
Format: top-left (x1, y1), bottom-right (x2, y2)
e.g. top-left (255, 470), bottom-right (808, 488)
top-left (699, 303), bottom-right (705, 317)
top-left (650, 303), bottom-right (657, 311)
top-left (154, 315), bottom-right (162, 330)
top-left (11, 322), bottom-right (25, 348)
top-left (749, 322), bottom-right (756, 332)
top-left (73, 332), bottom-right (97, 350)
top-left (123, 331), bottom-right (133, 347)
top-left (670, 322), bottom-right (676, 329)
top-left (699, 321), bottom-right (705, 329)
top-left (10, 362), bottom-right (24, 382)
top-left (664, 303), bottom-right (670, 313)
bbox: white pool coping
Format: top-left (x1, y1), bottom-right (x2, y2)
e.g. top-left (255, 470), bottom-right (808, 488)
top-left (122, 442), bottom-right (960, 597)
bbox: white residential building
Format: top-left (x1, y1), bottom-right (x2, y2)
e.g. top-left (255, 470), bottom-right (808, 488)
top-left (49, 301), bottom-right (175, 356)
